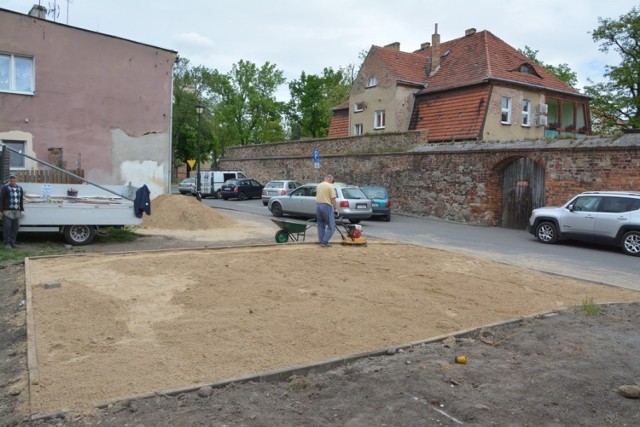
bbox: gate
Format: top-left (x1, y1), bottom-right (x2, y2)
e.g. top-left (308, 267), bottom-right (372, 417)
top-left (501, 158), bottom-right (545, 229)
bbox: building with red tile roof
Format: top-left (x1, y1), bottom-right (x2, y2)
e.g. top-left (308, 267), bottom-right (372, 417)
top-left (329, 26), bottom-right (591, 142)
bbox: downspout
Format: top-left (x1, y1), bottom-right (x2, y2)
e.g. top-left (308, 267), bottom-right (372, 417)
top-left (167, 58), bottom-right (177, 195)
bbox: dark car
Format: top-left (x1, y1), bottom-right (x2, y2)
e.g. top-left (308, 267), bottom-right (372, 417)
top-left (361, 186), bottom-right (391, 222)
top-left (220, 178), bottom-right (264, 200)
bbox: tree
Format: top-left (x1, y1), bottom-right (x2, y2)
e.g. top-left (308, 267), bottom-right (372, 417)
top-left (519, 46), bottom-right (578, 87)
top-left (171, 58), bottom-right (215, 175)
top-left (203, 60), bottom-right (287, 149)
top-left (583, 6), bottom-right (640, 130)
top-left (288, 67), bottom-right (350, 139)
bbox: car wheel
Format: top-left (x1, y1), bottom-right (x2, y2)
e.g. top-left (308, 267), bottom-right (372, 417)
top-left (238, 192), bottom-right (247, 201)
top-left (216, 189), bottom-right (222, 199)
top-left (271, 202), bottom-right (283, 217)
top-left (621, 231), bottom-right (640, 256)
top-left (275, 230), bottom-right (289, 244)
top-left (349, 219), bottom-right (362, 224)
top-left (63, 225), bottom-right (96, 246)
top-left (535, 221), bottom-right (558, 244)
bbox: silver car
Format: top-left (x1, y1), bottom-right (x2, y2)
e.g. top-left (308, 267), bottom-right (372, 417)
top-left (268, 183), bottom-right (372, 224)
top-left (261, 180), bottom-right (302, 206)
top-left (178, 177), bottom-right (196, 195)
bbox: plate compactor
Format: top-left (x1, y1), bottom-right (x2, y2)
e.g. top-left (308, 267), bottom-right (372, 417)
top-left (337, 223), bottom-right (367, 246)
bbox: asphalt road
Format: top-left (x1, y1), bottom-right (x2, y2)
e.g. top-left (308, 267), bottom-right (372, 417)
top-left (174, 190), bottom-right (639, 291)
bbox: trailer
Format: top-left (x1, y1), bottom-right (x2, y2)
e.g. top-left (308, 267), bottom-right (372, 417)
top-left (17, 183), bottom-right (141, 246)
top-left (1, 142), bottom-right (142, 246)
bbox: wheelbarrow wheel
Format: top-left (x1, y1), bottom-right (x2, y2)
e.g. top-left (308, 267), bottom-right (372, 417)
top-left (275, 230), bottom-right (289, 243)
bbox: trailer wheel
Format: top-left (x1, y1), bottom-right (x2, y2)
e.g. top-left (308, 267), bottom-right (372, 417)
top-left (63, 225), bottom-right (96, 246)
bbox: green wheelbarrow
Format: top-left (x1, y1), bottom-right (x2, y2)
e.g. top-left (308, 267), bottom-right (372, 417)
top-left (271, 218), bottom-right (317, 243)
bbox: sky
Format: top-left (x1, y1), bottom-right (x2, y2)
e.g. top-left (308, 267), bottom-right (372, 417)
top-left (1, 0), bottom-right (638, 100)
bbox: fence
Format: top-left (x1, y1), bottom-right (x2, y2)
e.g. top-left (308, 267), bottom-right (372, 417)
top-left (13, 169), bottom-right (85, 184)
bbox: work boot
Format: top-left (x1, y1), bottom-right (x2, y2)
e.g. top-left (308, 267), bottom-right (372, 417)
top-left (5, 243), bottom-right (12, 249)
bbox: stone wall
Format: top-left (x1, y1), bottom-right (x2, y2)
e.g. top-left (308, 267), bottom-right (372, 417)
top-left (220, 132), bottom-right (640, 227)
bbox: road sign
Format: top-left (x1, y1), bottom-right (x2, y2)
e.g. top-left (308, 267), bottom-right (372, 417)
top-left (313, 148), bottom-right (320, 163)
top-left (187, 159), bottom-right (196, 168)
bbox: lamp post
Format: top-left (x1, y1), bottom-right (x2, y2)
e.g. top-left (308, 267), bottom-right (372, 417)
top-left (195, 103), bottom-right (204, 201)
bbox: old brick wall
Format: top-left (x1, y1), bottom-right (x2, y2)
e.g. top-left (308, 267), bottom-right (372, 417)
top-left (220, 132), bottom-right (640, 227)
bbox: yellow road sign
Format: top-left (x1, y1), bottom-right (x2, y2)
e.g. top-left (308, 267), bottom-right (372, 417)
top-left (187, 159), bottom-right (196, 168)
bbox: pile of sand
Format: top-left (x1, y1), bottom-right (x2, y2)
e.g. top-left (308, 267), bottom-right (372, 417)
top-left (140, 195), bottom-right (239, 230)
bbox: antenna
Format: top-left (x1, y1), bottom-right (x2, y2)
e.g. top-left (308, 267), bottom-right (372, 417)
top-left (47, 0), bottom-right (60, 22)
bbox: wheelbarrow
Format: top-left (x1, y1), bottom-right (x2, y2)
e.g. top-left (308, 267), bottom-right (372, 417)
top-left (271, 218), bottom-right (317, 243)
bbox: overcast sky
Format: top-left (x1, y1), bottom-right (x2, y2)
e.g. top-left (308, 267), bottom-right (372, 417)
top-left (2, 0), bottom-right (638, 98)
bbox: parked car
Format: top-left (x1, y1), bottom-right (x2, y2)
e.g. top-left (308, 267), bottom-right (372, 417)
top-left (528, 191), bottom-right (640, 256)
top-left (361, 186), bottom-right (391, 222)
top-left (220, 178), bottom-right (264, 200)
top-left (268, 183), bottom-right (372, 224)
top-left (197, 170), bottom-right (248, 199)
top-left (178, 177), bottom-right (196, 195)
top-left (262, 180), bottom-right (302, 206)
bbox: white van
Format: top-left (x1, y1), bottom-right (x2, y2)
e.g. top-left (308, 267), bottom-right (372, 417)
top-left (197, 170), bottom-right (247, 198)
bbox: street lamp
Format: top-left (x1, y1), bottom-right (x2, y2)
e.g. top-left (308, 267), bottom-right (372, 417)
top-left (195, 103), bottom-right (204, 201)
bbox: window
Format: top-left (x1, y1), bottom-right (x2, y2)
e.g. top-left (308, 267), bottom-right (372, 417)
top-left (374, 110), bottom-right (385, 129)
top-left (571, 196), bottom-right (601, 212)
top-left (501, 96), bottom-right (512, 124)
top-left (2, 140), bottom-right (26, 169)
top-left (0, 53), bottom-right (34, 94)
top-left (354, 124), bottom-right (363, 136)
top-left (521, 99), bottom-right (531, 127)
top-left (367, 76), bottom-right (377, 87)
top-left (354, 102), bottom-right (365, 112)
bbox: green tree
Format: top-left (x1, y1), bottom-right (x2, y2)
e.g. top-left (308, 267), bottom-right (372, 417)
top-left (288, 67), bottom-right (350, 139)
top-left (171, 58), bottom-right (215, 175)
top-left (583, 6), bottom-right (640, 130)
top-left (519, 46), bottom-right (578, 87)
top-left (204, 60), bottom-right (286, 149)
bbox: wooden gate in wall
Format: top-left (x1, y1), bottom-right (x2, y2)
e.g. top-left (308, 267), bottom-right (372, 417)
top-left (501, 158), bottom-right (545, 229)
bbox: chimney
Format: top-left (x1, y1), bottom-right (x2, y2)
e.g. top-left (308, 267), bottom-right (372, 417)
top-left (465, 28), bottom-right (477, 36)
top-left (431, 23), bottom-right (441, 73)
top-left (384, 42), bottom-right (401, 51)
top-left (420, 42), bottom-right (431, 50)
top-left (28, 4), bottom-right (47, 19)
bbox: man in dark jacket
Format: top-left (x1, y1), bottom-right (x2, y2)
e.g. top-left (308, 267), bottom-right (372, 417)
top-left (1, 174), bottom-right (24, 249)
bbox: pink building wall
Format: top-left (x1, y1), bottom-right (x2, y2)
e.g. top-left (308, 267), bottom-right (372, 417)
top-left (0, 8), bottom-right (177, 194)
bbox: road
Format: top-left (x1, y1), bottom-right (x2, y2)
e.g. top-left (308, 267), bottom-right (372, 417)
top-left (176, 191), bottom-right (640, 291)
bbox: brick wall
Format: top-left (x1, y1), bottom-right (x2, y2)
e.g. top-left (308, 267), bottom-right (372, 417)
top-left (220, 132), bottom-right (640, 226)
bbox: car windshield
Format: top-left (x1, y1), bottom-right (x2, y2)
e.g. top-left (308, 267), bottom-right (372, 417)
top-left (266, 182), bottom-right (283, 188)
top-left (341, 188), bottom-right (368, 200)
top-left (362, 188), bottom-right (387, 199)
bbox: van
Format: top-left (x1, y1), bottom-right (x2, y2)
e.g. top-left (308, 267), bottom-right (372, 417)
top-left (196, 170), bottom-right (247, 198)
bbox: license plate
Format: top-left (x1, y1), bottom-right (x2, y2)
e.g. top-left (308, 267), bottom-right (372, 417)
top-left (356, 203), bottom-right (367, 210)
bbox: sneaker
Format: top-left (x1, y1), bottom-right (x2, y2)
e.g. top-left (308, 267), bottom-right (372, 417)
top-left (10, 243), bottom-right (17, 249)
top-left (320, 242), bottom-right (331, 248)
top-left (5, 244), bottom-right (13, 249)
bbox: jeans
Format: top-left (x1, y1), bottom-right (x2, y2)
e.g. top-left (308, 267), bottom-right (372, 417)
top-left (2, 210), bottom-right (20, 245)
top-left (316, 203), bottom-right (335, 245)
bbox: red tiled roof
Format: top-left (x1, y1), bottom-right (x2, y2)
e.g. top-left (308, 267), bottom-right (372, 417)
top-left (328, 108), bottom-right (349, 138)
top-left (370, 46), bottom-right (429, 86)
top-left (414, 30), bottom-right (583, 97)
top-left (410, 85), bottom-right (491, 141)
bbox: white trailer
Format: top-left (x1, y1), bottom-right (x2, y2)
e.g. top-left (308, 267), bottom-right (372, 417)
top-left (18, 183), bottom-right (142, 246)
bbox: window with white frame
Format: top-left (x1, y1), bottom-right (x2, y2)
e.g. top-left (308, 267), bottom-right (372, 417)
top-left (354, 102), bottom-right (365, 112)
top-left (367, 76), bottom-right (377, 87)
top-left (354, 124), bottom-right (363, 136)
top-left (501, 96), bottom-right (512, 124)
top-left (2, 140), bottom-right (26, 169)
top-left (374, 110), bottom-right (386, 129)
top-left (521, 99), bottom-right (531, 127)
top-left (0, 53), bottom-right (35, 94)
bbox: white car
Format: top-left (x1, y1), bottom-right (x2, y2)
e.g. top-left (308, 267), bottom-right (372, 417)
top-left (528, 191), bottom-right (640, 256)
top-left (261, 180), bottom-right (302, 206)
top-left (268, 183), bottom-right (372, 224)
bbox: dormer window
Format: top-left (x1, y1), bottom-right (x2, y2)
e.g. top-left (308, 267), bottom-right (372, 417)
top-left (520, 64), bottom-right (531, 73)
top-left (367, 76), bottom-right (377, 88)
top-left (514, 62), bottom-right (541, 77)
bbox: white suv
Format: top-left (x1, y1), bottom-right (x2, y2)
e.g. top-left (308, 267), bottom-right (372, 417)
top-left (528, 191), bottom-right (640, 256)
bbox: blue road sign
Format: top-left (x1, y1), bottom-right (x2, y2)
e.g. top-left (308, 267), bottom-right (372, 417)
top-left (313, 148), bottom-right (320, 163)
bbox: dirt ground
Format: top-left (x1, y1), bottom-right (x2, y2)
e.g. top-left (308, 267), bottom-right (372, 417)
top-left (2, 195), bottom-right (640, 426)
